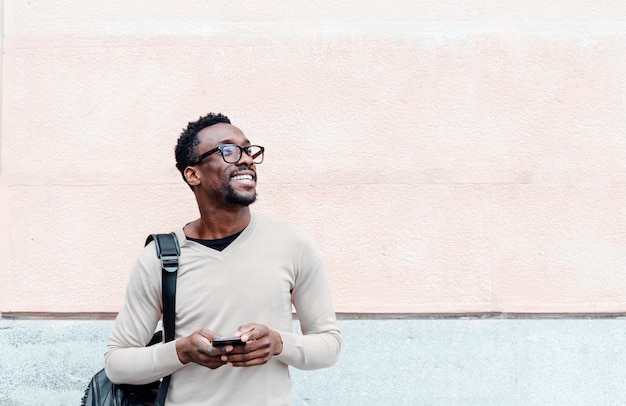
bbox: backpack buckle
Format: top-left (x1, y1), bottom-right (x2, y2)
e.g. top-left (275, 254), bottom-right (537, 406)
top-left (160, 255), bottom-right (179, 273)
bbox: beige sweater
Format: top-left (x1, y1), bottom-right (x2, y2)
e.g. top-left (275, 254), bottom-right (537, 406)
top-left (104, 214), bottom-right (341, 405)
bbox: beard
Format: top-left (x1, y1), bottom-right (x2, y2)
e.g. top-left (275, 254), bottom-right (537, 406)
top-left (225, 183), bottom-right (257, 206)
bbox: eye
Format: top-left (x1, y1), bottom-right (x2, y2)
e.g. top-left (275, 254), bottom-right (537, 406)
top-left (220, 144), bottom-right (238, 157)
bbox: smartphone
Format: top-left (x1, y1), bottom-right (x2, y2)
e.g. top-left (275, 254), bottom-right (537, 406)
top-left (212, 337), bottom-right (244, 347)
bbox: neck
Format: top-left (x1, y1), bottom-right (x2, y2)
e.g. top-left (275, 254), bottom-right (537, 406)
top-left (185, 205), bottom-right (251, 240)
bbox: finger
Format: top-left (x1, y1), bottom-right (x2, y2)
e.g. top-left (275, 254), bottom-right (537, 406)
top-left (234, 323), bottom-right (257, 339)
top-left (207, 343), bottom-right (236, 358)
top-left (223, 341), bottom-right (271, 362)
top-left (238, 324), bottom-right (270, 342)
top-left (199, 329), bottom-right (221, 341)
top-left (194, 329), bottom-right (233, 357)
top-left (226, 350), bottom-right (271, 367)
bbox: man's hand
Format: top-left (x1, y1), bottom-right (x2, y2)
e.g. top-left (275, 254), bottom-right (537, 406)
top-left (220, 323), bottom-right (284, 367)
top-left (175, 328), bottom-right (235, 369)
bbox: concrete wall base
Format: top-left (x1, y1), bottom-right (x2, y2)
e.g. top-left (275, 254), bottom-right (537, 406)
top-left (1, 318), bottom-right (624, 405)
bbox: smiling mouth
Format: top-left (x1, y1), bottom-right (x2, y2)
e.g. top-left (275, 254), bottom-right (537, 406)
top-left (232, 174), bottom-right (254, 182)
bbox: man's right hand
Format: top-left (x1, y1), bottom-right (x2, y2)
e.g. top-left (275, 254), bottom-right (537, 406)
top-left (175, 328), bottom-right (234, 369)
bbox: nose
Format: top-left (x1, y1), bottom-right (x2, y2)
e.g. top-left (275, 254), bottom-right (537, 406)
top-left (237, 149), bottom-right (255, 165)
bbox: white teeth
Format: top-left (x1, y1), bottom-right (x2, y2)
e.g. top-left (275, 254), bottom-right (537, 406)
top-left (233, 174), bottom-right (253, 181)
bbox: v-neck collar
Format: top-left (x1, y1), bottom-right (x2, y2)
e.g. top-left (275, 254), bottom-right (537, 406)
top-left (177, 213), bottom-right (257, 259)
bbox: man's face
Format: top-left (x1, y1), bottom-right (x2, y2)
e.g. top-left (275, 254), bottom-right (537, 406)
top-left (193, 123), bottom-right (258, 206)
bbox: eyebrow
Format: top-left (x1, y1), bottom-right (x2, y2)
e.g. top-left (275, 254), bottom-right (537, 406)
top-left (216, 138), bottom-right (251, 146)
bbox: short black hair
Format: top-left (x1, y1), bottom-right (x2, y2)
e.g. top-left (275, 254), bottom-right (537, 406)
top-left (174, 112), bottom-right (231, 183)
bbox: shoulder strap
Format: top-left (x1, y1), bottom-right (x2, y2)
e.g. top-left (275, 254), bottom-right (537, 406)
top-left (146, 232), bottom-right (180, 343)
top-left (145, 232), bottom-right (180, 406)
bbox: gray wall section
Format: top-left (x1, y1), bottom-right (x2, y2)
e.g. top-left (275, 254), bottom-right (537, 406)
top-left (1, 318), bottom-right (625, 405)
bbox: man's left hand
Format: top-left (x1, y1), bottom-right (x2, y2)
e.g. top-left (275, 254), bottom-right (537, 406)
top-left (220, 322), bottom-right (283, 367)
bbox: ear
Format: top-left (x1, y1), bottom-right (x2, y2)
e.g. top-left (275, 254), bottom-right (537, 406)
top-left (184, 166), bottom-right (201, 187)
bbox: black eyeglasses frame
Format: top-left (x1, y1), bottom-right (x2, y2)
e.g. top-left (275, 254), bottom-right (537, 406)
top-left (191, 144), bottom-right (265, 166)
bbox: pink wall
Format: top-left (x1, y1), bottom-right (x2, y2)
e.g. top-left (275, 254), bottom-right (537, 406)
top-left (1, 1), bottom-right (626, 315)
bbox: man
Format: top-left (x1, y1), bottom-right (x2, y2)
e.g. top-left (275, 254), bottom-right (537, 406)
top-left (105, 113), bottom-right (341, 405)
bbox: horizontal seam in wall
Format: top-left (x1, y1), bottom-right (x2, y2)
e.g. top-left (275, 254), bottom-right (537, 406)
top-left (3, 311), bottom-right (626, 320)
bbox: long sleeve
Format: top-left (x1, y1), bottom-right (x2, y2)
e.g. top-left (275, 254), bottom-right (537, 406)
top-left (104, 246), bottom-right (185, 384)
top-left (274, 232), bottom-right (342, 369)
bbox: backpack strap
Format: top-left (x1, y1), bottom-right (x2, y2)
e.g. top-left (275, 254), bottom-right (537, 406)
top-left (146, 232), bottom-right (180, 342)
top-left (145, 232), bottom-right (180, 406)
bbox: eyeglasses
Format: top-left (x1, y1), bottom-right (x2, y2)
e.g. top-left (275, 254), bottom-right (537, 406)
top-left (192, 144), bottom-right (265, 165)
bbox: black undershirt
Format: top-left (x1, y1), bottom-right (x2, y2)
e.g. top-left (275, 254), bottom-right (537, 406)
top-left (186, 230), bottom-right (243, 252)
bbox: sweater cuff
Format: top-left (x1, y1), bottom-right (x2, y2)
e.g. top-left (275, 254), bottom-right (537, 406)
top-left (274, 331), bottom-right (299, 364)
top-left (155, 340), bottom-right (185, 372)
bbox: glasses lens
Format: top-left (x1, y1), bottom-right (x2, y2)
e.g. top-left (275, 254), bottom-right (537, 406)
top-left (219, 145), bottom-right (241, 163)
top-left (217, 144), bottom-right (264, 164)
top-left (248, 146), bottom-right (264, 164)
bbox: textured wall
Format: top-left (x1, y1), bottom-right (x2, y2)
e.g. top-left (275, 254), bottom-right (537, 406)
top-left (1, 1), bottom-right (626, 314)
top-left (3, 318), bottom-right (626, 405)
